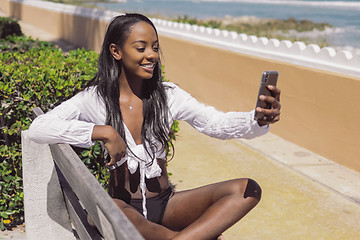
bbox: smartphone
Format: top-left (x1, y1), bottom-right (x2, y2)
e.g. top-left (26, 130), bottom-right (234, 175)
top-left (254, 71), bottom-right (279, 120)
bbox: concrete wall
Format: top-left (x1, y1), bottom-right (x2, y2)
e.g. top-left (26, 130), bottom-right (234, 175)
top-left (0, 0), bottom-right (113, 52)
top-left (1, 0), bottom-right (360, 172)
top-left (21, 131), bottom-right (76, 240)
top-left (159, 37), bottom-right (360, 172)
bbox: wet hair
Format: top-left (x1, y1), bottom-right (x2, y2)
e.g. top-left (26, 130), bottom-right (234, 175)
top-left (86, 13), bottom-right (173, 162)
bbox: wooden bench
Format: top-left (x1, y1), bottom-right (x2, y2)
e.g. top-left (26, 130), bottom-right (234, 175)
top-left (21, 107), bottom-right (144, 240)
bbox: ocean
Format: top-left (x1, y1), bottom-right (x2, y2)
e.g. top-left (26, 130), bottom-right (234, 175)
top-left (93, 0), bottom-right (360, 49)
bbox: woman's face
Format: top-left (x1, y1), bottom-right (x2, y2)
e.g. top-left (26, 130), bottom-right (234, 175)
top-left (118, 21), bottom-right (159, 81)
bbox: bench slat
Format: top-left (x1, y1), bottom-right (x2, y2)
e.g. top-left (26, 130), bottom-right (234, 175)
top-left (32, 107), bottom-right (144, 240)
top-left (50, 143), bottom-right (144, 240)
top-left (55, 164), bottom-right (103, 239)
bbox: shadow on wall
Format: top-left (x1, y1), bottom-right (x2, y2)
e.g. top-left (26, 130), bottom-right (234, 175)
top-left (9, 0), bottom-right (23, 20)
top-left (47, 166), bottom-right (74, 233)
top-left (60, 5), bottom-right (117, 52)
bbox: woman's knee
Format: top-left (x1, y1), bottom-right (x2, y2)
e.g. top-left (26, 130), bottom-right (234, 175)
top-left (243, 178), bottom-right (262, 201)
top-left (230, 178), bottom-right (262, 202)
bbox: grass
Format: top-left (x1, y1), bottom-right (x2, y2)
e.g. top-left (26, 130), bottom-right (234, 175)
top-left (172, 15), bottom-right (332, 47)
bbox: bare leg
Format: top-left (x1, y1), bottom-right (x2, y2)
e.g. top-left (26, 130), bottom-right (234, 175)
top-left (113, 199), bottom-right (178, 240)
top-left (162, 178), bottom-right (261, 240)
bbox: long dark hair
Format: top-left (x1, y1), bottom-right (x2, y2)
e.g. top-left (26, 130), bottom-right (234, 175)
top-left (86, 13), bottom-right (173, 162)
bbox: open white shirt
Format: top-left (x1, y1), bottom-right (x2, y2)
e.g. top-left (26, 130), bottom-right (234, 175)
top-left (28, 81), bottom-right (269, 217)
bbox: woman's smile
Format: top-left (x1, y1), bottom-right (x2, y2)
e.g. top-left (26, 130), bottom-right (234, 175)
top-left (140, 62), bottom-right (156, 73)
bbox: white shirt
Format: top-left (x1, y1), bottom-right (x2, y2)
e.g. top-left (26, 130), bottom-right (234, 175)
top-left (28, 81), bottom-right (269, 217)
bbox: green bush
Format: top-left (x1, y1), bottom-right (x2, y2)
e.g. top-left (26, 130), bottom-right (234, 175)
top-left (0, 34), bottom-right (178, 230)
top-left (0, 17), bottom-right (22, 39)
top-left (0, 35), bottom-right (98, 230)
top-left (175, 15), bottom-right (222, 29)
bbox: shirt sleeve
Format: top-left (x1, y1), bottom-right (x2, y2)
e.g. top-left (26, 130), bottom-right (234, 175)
top-left (27, 88), bottom-right (104, 148)
top-left (166, 82), bottom-right (269, 140)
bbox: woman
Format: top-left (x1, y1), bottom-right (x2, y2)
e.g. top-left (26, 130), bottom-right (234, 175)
top-left (28, 13), bottom-right (281, 240)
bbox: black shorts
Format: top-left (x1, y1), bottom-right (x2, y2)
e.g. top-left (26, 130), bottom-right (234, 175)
top-left (130, 187), bottom-right (174, 224)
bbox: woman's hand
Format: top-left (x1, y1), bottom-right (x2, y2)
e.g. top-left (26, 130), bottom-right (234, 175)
top-left (256, 85), bottom-right (281, 126)
top-left (92, 125), bottom-right (127, 167)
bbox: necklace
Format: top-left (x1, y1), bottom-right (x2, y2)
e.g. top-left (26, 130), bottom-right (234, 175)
top-left (124, 102), bottom-right (133, 110)
top-left (120, 98), bottom-right (135, 110)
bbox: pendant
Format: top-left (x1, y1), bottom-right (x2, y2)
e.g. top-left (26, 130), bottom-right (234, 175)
top-left (129, 106), bottom-right (133, 110)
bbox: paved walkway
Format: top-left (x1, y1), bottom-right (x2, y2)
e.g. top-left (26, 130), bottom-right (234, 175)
top-left (2, 12), bottom-right (360, 239)
top-left (169, 123), bottom-right (360, 240)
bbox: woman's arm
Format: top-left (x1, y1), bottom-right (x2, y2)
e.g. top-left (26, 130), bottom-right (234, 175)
top-left (28, 87), bottom-right (102, 148)
top-left (28, 107), bottom-right (96, 148)
top-left (28, 87), bottom-right (126, 167)
top-left (92, 125), bottom-right (127, 167)
top-left (166, 82), bottom-right (273, 140)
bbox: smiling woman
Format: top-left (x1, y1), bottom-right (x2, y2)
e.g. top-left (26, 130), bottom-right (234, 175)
top-left (109, 22), bottom-right (160, 81)
top-left (27, 13), bottom-right (281, 240)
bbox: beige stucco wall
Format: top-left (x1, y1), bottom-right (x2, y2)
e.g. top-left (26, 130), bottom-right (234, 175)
top-left (1, 0), bottom-right (359, 172)
top-left (159, 36), bottom-right (360, 172)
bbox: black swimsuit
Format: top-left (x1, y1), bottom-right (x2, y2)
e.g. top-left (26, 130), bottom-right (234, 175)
top-left (130, 187), bottom-right (174, 224)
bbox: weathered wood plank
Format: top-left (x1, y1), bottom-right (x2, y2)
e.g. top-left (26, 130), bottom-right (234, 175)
top-left (55, 164), bottom-right (103, 240)
top-left (50, 143), bottom-right (144, 240)
top-left (31, 107), bottom-right (44, 120)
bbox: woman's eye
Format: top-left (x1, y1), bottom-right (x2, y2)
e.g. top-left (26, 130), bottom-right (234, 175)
top-left (153, 46), bottom-right (159, 52)
top-left (137, 48), bottom-right (145, 52)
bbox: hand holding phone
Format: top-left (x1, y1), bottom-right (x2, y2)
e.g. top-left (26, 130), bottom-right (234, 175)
top-left (254, 71), bottom-right (281, 124)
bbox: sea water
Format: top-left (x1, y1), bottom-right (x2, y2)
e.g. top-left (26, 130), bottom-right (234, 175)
top-left (93, 0), bottom-right (360, 49)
